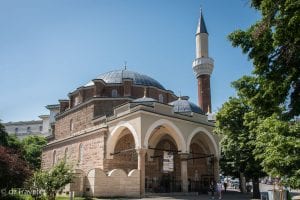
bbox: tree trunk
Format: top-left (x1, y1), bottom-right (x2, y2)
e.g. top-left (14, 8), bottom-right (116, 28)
top-left (47, 191), bottom-right (56, 200)
top-left (240, 172), bottom-right (246, 193)
top-left (252, 177), bottom-right (260, 199)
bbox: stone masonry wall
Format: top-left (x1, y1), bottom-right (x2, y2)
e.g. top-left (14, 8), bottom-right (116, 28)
top-left (103, 133), bottom-right (137, 173)
top-left (42, 133), bottom-right (105, 174)
top-left (86, 168), bottom-right (140, 197)
top-left (55, 103), bottom-right (94, 140)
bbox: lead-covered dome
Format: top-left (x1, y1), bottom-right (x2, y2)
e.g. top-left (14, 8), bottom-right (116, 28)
top-left (85, 69), bottom-right (165, 90)
top-left (169, 97), bottom-right (204, 115)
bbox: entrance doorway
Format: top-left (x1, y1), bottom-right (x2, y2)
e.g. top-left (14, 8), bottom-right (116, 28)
top-left (145, 137), bottom-right (181, 193)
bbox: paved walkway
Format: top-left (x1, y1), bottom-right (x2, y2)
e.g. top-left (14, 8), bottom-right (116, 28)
top-left (96, 190), bottom-right (254, 200)
top-left (95, 186), bottom-right (300, 200)
top-left (143, 191), bottom-right (253, 200)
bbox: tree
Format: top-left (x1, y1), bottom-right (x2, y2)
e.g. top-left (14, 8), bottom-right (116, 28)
top-left (254, 115), bottom-right (300, 188)
top-left (228, 0), bottom-right (300, 119)
top-left (0, 122), bottom-right (9, 146)
top-left (0, 146), bottom-right (32, 195)
top-left (226, 0), bottom-right (300, 188)
top-left (22, 136), bottom-right (47, 170)
top-left (0, 121), bottom-right (32, 195)
top-left (216, 97), bottom-right (264, 198)
top-left (32, 161), bottom-right (74, 200)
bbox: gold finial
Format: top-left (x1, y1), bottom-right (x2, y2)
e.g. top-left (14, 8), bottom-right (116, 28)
top-left (178, 91), bottom-right (182, 99)
top-left (124, 61), bottom-right (127, 70)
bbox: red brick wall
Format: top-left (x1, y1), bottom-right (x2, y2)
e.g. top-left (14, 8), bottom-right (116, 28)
top-left (94, 99), bottom-right (129, 118)
top-left (198, 74), bottom-right (211, 113)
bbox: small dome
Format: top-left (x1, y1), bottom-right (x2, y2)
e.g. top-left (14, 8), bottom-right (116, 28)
top-left (169, 98), bottom-right (204, 115)
top-left (85, 69), bottom-right (165, 90)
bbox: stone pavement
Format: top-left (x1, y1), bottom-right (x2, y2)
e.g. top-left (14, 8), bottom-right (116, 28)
top-left (143, 191), bottom-right (253, 200)
top-left (95, 186), bottom-right (300, 200)
top-left (96, 190), bottom-right (254, 200)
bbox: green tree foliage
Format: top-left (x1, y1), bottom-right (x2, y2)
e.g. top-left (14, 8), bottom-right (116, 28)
top-left (229, 0), bottom-right (300, 119)
top-left (22, 136), bottom-right (47, 170)
top-left (0, 122), bottom-right (32, 193)
top-left (255, 115), bottom-right (300, 188)
top-left (216, 97), bottom-right (263, 198)
top-left (0, 122), bottom-right (8, 146)
top-left (0, 121), bottom-right (47, 194)
top-left (32, 161), bottom-right (74, 200)
top-left (224, 0), bottom-right (300, 188)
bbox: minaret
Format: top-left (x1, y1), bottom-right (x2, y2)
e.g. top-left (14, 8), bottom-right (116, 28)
top-left (192, 10), bottom-right (214, 113)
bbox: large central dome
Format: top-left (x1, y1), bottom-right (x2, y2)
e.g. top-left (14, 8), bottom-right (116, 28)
top-left (86, 69), bottom-right (165, 90)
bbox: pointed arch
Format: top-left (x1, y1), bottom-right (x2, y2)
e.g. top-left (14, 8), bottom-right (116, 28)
top-left (52, 150), bottom-right (56, 166)
top-left (78, 143), bottom-right (84, 163)
top-left (144, 119), bottom-right (186, 152)
top-left (187, 127), bottom-right (219, 158)
top-left (106, 121), bottom-right (140, 159)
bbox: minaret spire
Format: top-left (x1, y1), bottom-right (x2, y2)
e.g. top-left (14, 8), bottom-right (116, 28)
top-left (192, 9), bottom-right (214, 113)
top-left (197, 8), bottom-right (208, 34)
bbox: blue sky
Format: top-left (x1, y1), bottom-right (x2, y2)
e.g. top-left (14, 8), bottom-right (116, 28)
top-left (0, 0), bottom-right (260, 122)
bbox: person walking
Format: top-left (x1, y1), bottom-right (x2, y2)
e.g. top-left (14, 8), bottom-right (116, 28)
top-left (217, 181), bottom-right (222, 199)
top-left (209, 181), bottom-right (215, 200)
top-left (223, 181), bottom-right (227, 192)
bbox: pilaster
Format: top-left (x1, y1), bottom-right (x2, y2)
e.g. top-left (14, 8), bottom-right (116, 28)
top-left (136, 148), bottom-right (147, 197)
top-left (180, 153), bottom-right (189, 192)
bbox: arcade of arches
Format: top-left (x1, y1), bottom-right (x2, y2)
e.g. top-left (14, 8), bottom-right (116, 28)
top-left (106, 123), bottom-right (218, 195)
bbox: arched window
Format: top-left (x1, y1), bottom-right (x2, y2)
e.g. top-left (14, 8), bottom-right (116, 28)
top-left (158, 94), bottom-right (164, 103)
top-left (78, 143), bottom-right (83, 163)
top-left (74, 96), bottom-right (80, 106)
top-left (64, 147), bottom-right (68, 162)
top-left (52, 150), bottom-right (56, 166)
top-left (112, 89), bottom-right (118, 97)
top-left (70, 119), bottom-right (74, 133)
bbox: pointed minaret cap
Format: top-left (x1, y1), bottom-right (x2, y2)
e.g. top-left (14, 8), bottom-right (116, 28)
top-left (196, 8), bottom-right (208, 34)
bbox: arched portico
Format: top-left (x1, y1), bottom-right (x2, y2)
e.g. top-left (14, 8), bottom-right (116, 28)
top-left (143, 119), bottom-right (189, 193)
top-left (106, 121), bottom-right (140, 159)
top-left (186, 127), bottom-right (220, 193)
top-left (187, 127), bottom-right (219, 158)
top-left (144, 119), bottom-right (186, 152)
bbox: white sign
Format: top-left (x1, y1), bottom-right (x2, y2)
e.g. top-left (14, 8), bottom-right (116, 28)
top-left (163, 151), bottom-right (174, 172)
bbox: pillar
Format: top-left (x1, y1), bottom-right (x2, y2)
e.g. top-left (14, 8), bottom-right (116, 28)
top-left (213, 157), bottom-right (219, 182)
top-left (137, 148), bottom-right (146, 197)
top-left (198, 74), bottom-right (211, 113)
top-left (180, 153), bottom-right (189, 192)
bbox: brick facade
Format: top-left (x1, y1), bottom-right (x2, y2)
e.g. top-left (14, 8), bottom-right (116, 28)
top-left (197, 74), bottom-right (211, 113)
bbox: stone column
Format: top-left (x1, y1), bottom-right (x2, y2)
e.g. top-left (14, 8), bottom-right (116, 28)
top-left (137, 149), bottom-right (147, 197)
top-left (213, 157), bottom-right (219, 182)
top-left (180, 153), bottom-right (189, 192)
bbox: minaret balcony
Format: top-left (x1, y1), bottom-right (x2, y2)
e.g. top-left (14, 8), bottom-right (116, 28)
top-left (192, 57), bottom-right (214, 76)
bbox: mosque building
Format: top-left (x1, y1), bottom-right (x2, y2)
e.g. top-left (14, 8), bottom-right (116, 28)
top-left (41, 11), bottom-right (219, 197)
